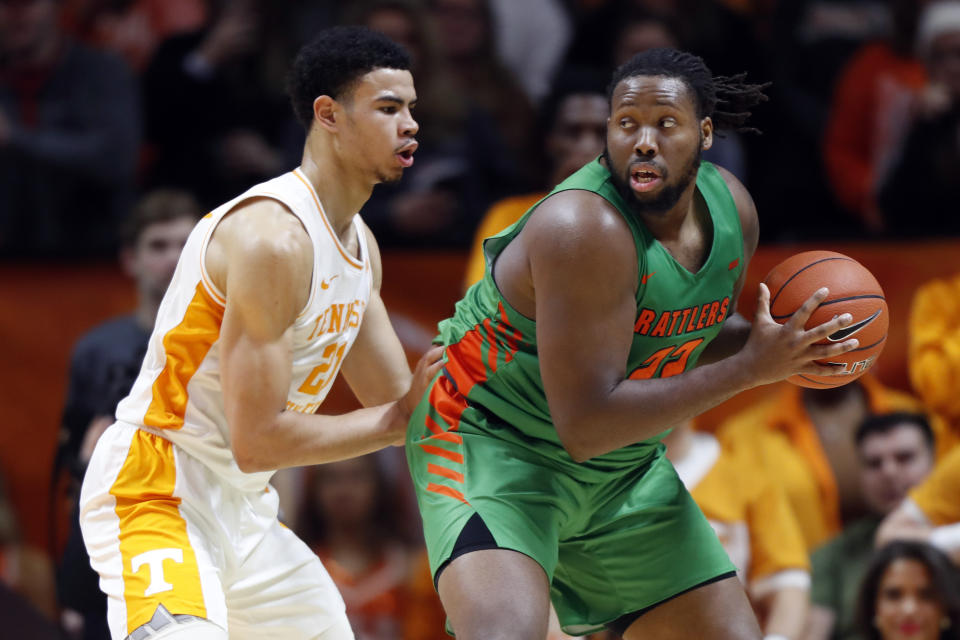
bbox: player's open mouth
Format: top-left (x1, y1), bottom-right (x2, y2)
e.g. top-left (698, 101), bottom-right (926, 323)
top-left (630, 165), bottom-right (662, 192)
top-left (396, 141), bottom-right (418, 168)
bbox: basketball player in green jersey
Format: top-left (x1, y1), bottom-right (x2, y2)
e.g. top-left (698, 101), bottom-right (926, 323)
top-left (406, 48), bottom-right (861, 639)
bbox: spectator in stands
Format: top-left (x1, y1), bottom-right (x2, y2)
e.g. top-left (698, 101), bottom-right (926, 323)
top-left (807, 412), bottom-right (936, 640)
top-left (0, 0), bottom-right (140, 259)
top-left (908, 272), bottom-right (960, 459)
top-left (822, 0), bottom-right (927, 233)
top-left (297, 453), bottom-right (447, 640)
top-left (142, 0), bottom-right (293, 207)
top-left (856, 541), bottom-right (960, 640)
top-left (348, 0), bottom-right (524, 248)
top-left (877, 445), bottom-right (960, 565)
top-left (664, 420), bottom-right (811, 640)
top-left (717, 375), bottom-right (926, 550)
top-left (463, 67), bottom-right (608, 288)
top-left (878, 1), bottom-right (960, 237)
top-left (55, 189), bottom-right (201, 640)
top-left (63, 0), bottom-right (207, 71)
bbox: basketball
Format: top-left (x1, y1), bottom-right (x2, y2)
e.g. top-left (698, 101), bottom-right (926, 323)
top-left (763, 250), bottom-right (888, 389)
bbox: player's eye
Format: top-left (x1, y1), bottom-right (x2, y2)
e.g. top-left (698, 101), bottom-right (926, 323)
top-left (660, 118), bottom-right (677, 128)
top-left (619, 118), bottom-right (635, 129)
top-left (380, 106), bottom-right (398, 114)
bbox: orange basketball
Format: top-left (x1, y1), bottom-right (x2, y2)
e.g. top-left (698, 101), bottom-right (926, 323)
top-left (763, 250), bottom-right (888, 389)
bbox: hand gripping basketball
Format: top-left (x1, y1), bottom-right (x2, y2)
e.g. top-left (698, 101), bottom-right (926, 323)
top-left (739, 283), bottom-right (861, 388)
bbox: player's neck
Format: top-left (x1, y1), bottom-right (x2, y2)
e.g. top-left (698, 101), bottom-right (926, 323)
top-left (638, 187), bottom-right (699, 242)
top-left (299, 146), bottom-right (372, 238)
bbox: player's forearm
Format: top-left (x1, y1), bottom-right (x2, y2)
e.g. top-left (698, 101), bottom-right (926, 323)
top-left (232, 403), bottom-right (408, 472)
top-left (696, 312), bottom-right (751, 366)
top-left (556, 353), bottom-right (756, 461)
top-left (763, 587), bottom-right (809, 640)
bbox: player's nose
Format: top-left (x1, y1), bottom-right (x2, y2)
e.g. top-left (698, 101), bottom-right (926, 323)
top-left (634, 127), bottom-right (657, 156)
top-left (401, 111), bottom-right (419, 137)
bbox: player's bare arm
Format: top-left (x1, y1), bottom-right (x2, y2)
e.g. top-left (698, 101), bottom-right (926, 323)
top-left (511, 191), bottom-right (859, 462)
top-left (696, 166), bottom-right (759, 365)
top-left (339, 222), bottom-right (416, 441)
top-left (209, 199), bottom-right (441, 472)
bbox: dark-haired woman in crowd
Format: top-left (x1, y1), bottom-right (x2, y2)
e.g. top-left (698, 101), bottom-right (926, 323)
top-left (858, 541), bottom-right (960, 640)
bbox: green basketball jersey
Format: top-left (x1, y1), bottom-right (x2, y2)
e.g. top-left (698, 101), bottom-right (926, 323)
top-left (438, 158), bottom-right (744, 476)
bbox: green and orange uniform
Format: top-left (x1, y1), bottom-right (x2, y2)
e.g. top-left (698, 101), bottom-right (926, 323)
top-left (406, 159), bottom-right (744, 634)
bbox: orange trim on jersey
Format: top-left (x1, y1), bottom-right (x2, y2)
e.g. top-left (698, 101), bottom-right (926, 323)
top-left (292, 170), bottom-right (364, 269)
top-left (111, 430), bottom-right (206, 632)
top-left (426, 483), bottom-right (469, 504)
top-left (418, 443), bottom-right (464, 464)
top-left (143, 284), bottom-right (223, 430)
top-left (427, 463), bottom-right (465, 483)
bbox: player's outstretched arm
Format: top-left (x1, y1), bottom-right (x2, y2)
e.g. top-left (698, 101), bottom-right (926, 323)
top-left (211, 200), bottom-right (442, 472)
top-left (528, 193), bottom-right (859, 462)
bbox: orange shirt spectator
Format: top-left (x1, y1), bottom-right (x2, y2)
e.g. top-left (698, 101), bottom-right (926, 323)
top-left (463, 193), bottom-right (544, 288)
top-left (717, 375), bottom-right (927, 549)
top-left (823, 41), bottom-right (926, 230)
top-left (909, 272), bottom-right (960, 458)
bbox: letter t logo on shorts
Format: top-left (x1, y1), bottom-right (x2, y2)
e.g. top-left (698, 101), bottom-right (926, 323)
top-left (131, 548), bottom-right (185, 596)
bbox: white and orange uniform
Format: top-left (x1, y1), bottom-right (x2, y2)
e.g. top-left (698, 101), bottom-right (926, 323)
top-left (80, 169), bottom-right (372, 639)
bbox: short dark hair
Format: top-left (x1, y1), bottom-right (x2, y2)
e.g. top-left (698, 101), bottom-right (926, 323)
top-left (855, 411), bottom-right (935, 451)
top-left (539, 66), bottom-right (609, 137)
top-left (608, 47), bottom-right (769, 133)
top-left (857, 541), bottom-right (960, 640)
top-left (287, 25), bottom-right (412, 129)
top-left (120, 189), bottom-right (203, 247)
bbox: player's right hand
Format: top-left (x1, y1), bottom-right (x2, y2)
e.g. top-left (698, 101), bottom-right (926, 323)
top-left (398, 345), bottom-right (446, 421)
top-left (736, 283), bottom-right (860, 387)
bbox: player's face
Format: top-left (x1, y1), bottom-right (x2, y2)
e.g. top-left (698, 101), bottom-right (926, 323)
top-left (127, 217), bottom-right (195, 301)
top-left (858, 425), bottom-right (933, 515)
top-left (874, 559), bottom-right (945, 640)
top-left (603, 75), bottom-right (711, 216)
top-left (340, 68), bottom-right (419, 185)
top-left (547, 94), bottom-right (608, 182)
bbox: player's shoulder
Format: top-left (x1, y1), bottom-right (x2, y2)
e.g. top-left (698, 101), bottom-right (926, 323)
top-left (709, 164), bottom-right (758, 254)
top-left (526, 189), bottom-right (632, 247)
top-left (217, 197), bottom-right (312, 263)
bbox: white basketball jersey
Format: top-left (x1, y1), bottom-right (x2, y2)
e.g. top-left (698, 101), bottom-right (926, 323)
top-left (116, 168), bottom-right (373, 492)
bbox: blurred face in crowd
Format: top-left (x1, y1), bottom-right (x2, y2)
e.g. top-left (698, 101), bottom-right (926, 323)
top-left (365, 7), bottom-right (422, 68)
top-left (548, 93), bottom-right (608, 183)
top-left (613, 20), bottom-right (679, 68)
top-left (334, 68), bottom-right (419, 185)
top-left (430, 0), bottom-right (486, 60)
top-left (858, 424), bottom-right (933, 515)
top-left (874, 558), bottom-right (946, 640)
top-left (124, 217), bottom-right (195, 302)
top-left (0, 0), bottom-right (59, 61)
top-left (604, 75), bottom-right (712, 217)
top-left (929, 32), bottom-right (960, 98)
top-left (313, 457), bottom-right (379, 529)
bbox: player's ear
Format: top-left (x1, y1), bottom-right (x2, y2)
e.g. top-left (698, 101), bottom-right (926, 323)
top-left (313, 95), bottom-right (338, 133)
top-left (701, 116), bottom-right (714, 151)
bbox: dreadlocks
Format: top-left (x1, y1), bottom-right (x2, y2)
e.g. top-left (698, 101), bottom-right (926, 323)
top-left (608, 48), bottom-right (769, 134)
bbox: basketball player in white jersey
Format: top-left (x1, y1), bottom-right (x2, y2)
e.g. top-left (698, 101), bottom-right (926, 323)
top-left (79, 27), bottom-right (442, 640)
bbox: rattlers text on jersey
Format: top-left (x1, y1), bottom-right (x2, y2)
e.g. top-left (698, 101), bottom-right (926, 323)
top-left (117, 168), bottom-right (372, 492)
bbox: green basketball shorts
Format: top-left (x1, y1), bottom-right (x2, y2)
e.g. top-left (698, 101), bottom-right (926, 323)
top-left (405, 373), bottom-right (736, 635)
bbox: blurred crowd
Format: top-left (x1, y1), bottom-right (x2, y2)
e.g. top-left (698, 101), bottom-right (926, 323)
top-left (3, 0), bottom-right (960, 639)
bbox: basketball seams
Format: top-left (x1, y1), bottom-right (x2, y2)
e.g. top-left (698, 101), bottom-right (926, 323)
top-left (767, 256), bottom-right (853, 308)
top-left (770, 294), bottom-right (887, 320)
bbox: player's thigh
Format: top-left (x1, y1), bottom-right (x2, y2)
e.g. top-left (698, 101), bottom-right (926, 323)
top-left (437, 548), bottom-right (551, 640)
top-left (621, 576), bottom-right (761, 640)
top-left (225, 515), bottom-right (352, 640)
top-left (80, 423), bottom-right (227, 640)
